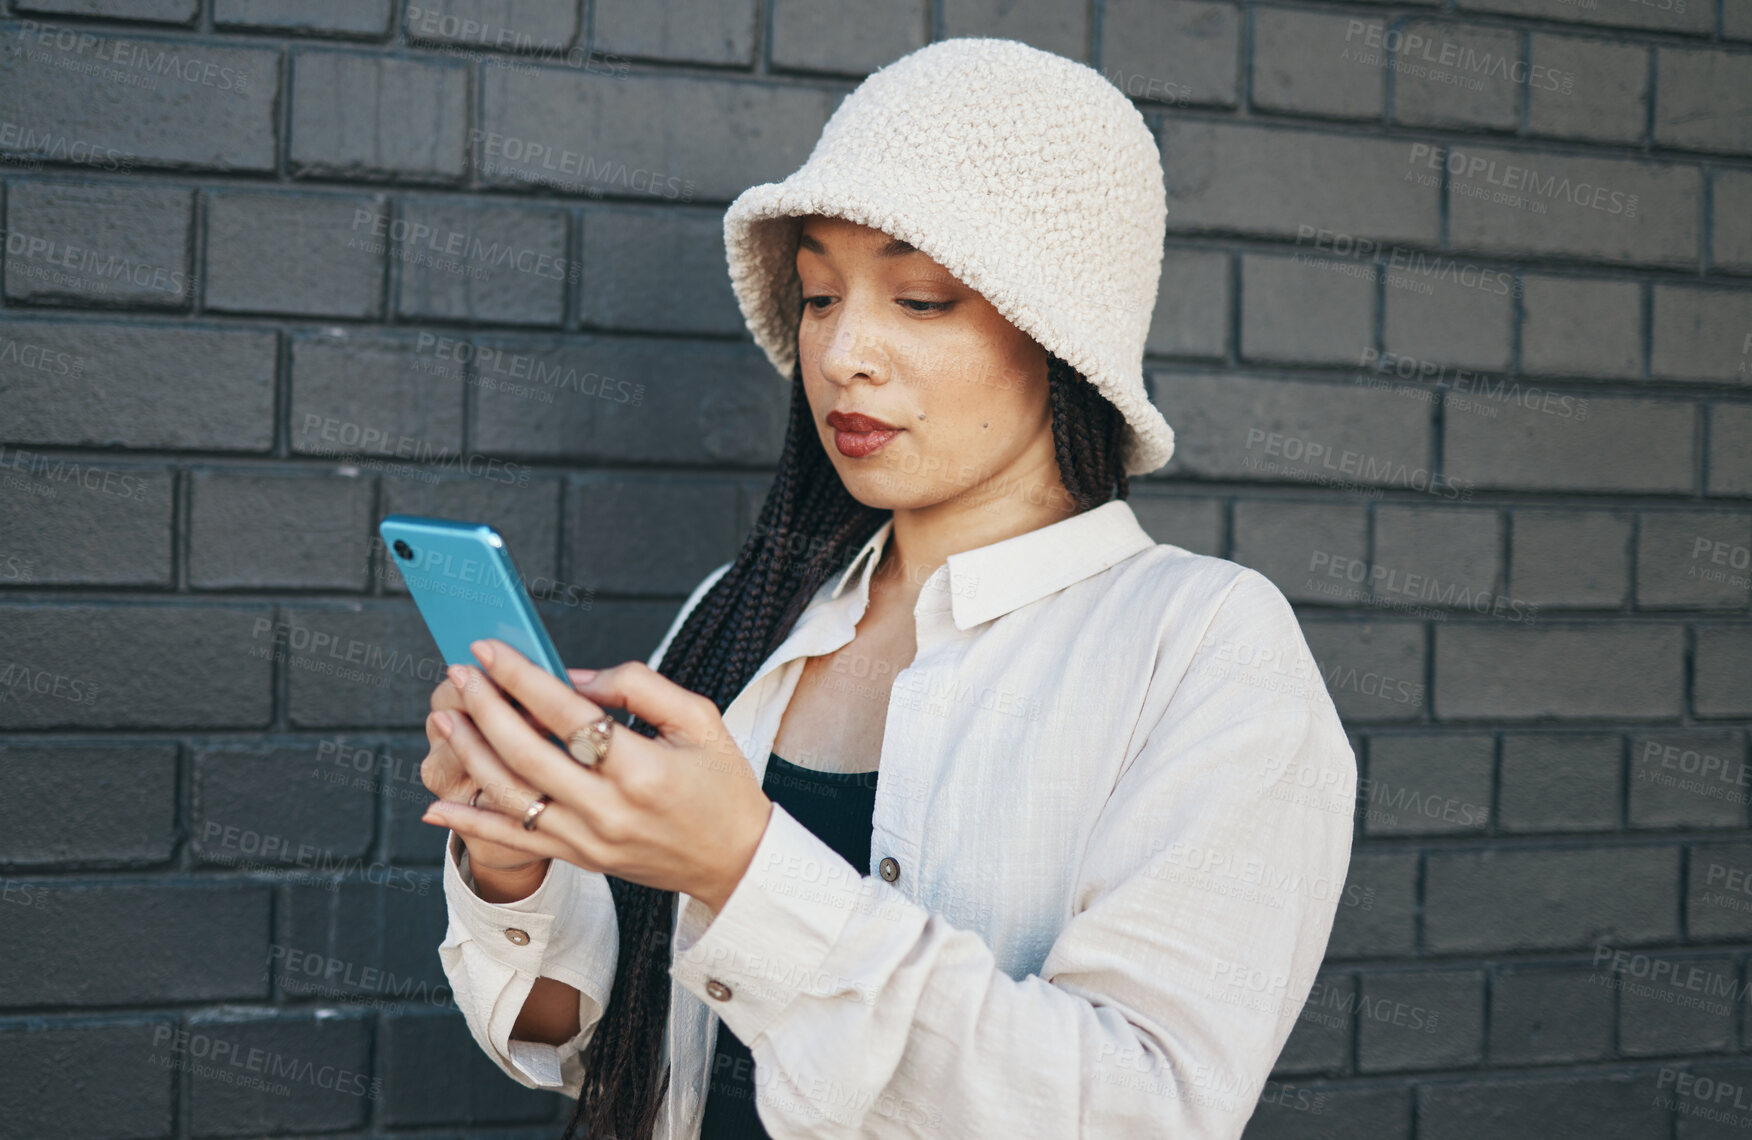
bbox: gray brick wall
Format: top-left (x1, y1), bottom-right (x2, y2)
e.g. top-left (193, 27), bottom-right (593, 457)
top-left (0, 0), bottom-right (1745, 1137)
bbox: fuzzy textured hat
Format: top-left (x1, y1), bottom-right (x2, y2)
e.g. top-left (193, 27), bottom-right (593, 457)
top-left (722, 37), bottom-right (1175, 476)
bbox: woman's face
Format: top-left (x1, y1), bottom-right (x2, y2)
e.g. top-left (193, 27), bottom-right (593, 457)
top-left (794, 215), bottom-right (1065, 512)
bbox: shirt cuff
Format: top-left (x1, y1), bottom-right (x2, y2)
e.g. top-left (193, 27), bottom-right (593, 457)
top-left (441, 831), bottom-right (574, 974)
top-left (670, 802), bottom-right (878, 1045)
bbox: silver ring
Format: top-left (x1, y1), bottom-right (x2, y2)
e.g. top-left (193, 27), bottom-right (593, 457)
top-left (468, 787), bottom-right (483, 809)
top-left (567, 714), bottom-right (615, 768)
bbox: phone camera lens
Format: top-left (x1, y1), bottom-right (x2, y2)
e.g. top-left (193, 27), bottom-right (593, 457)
top-left (393, 540), bottom-right (414, 561)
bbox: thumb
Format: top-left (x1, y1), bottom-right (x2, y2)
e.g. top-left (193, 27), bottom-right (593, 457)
top-left (570, 661), bottom-right (701, 738)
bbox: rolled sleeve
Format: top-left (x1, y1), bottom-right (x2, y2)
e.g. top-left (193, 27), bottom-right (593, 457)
top-left (671, 802), bottom-right (894, 1046)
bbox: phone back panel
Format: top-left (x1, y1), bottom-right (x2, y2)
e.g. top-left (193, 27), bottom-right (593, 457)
top-left (378, 514), bottom-right (568, 680)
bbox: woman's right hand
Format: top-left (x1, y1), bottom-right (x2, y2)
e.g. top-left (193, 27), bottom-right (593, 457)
top-left (420, 670), bottom-right (594, 882)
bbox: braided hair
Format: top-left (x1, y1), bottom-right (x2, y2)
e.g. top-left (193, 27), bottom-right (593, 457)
top-left (561, 350), bottom-right (1130, 1140)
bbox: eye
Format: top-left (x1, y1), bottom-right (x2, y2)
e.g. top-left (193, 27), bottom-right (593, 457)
top-left (899, 299), bottom-right (951, 313)
top-left (800, 294), bottom-right (834, 313)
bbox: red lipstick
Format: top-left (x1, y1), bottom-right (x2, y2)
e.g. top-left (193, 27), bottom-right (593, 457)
top-left (826, 410), bottom-right (902, 458)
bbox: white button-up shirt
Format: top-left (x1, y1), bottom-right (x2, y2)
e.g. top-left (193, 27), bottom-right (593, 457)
top-left (438, 497), bottom-right (1357, 1139)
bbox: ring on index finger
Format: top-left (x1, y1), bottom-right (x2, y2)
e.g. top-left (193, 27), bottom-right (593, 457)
top-left (567, 714), bottom-right (615, 769)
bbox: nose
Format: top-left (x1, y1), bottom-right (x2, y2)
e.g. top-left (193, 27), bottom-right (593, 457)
top-left (816, 300), bottom-right (887, 386)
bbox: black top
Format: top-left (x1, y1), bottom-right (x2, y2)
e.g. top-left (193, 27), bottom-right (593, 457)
top-left (698, 752), bottom-right (880, 1140)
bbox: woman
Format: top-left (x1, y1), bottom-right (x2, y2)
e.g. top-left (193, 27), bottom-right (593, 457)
top-left (419, 37), bottom-right (1356, 1140)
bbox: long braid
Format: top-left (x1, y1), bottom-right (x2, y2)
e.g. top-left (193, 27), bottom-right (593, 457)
top-left (561, 351), bottom-right (1127, 1140)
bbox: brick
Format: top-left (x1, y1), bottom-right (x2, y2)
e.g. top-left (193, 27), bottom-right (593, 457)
top-left (1147, 248), bottom-right (1229, 359)
top-left (1301, 620), bottom-right (1426, 722)
top-left (189, 469), bottom-right (376, 591)
top-left (1440, 145), bottom-right (1701, 267)
top-left (378, 1010), bottom-right (560, 1126)
top-left (1714, 169), bottom-right (1752, 271)
top-left (1619, 955), bottom-right (1738, 1054)
top-left (1325, 849), bottom-right (1417, 958)
top-left (770, 0), bottom-right (927, 75)
top-left (291, 51), bottom-right (469, 182)
top-left (0, 25), bottom-right (277, 171)
top-left (1656, 47), bottom-right (1752, 154)
top-left (1232, 499), bottom-right (1368, 603)
top-left (1690, 842), bottom-right (1752, 936)
top-left (1373, 505), bottom-right (1502, 614)
top-left (379, 476), bottom-right (562, 595)
top-left (1454, 0), bottom-right (1712, 34)
top-left (1244, 1085), bottom-right (1412, 1140)
top-left (1435, 622), bottom-right (1683, 719)
top-left (1240, 252), bottom-right (1373, 365)
top-left (1129, 494), bottom-right (1224, 557)
top-left (402, 0), bottom-right (579, 49)
top-left (942, 0), bottom-right (1087, 59)
top-left (1444, 394), bottom-right (1695, 494)
top-left (1527, 34), bottom-right (1648, 144)
top-left (3, 181), bottom-right (193, 308)
top-left (1101, 0), bottom-right (1239, 108)
top-left (0, 604), bottom-right (272, 728)
top-left (1696, 626), bottom-right (1752, 717)
top-left (1161, 121), bottom-right (1439, 244)
top-left (1636, 510), bottom-right (1752, 608)
top-left (192, 742), bottom-right (376, 868)
top-left (1650, 285), bottom-right (1752, 382)
top-left (183, 1013), bottom-right (373, 1135)
top-left (565, 473), bottom-right (743, 595)
top-left (593, 0), bottom-right (756, 65)
top-left (477, 67), bottom-right (835, 203)
top-left (578, 204), bottom-right (744, 335)
top-left (1154, 372), bottom-right (1432, 486)
top-left (0, 1022), bottom-right (174, 1140)
top-left (1509, 509), bottom-right (1632, 608)
top-left (1425, 845), bottom-right (1677, 952)
top-left (0, 743), bottom-right (176, 866)
top-left (1497, 733), bottom-right (1621, 832)
top-left (1273, 971), bottom-right (1351, 1074)
top-left (272, 881), bottom-right (374, 1001)
top-left (1356, 969), bottom-right (1484, 1071)
top-left (469, 337), bottom-right (786, 465)
top-left (1419, 1073), bottom-right (1668, 1140)
top-left (1518, 275), bottom-right (1642, 378)
top-left (206, 192), bottom-right (389, 318)
top-left (277, 606), bottom-right (447, 728)
top-left (1710, 405), bottom-right (1752, 497)
top-left (1250, 8), bottom-right (1383, 119)
top-left (381, 735), bottom-right (446, 863)
top-left (14, 0), bottom-right (195, 23)
top-left (1629, 732), bottom-right (1748, 828)
top-left (0, 319), bottom-right (275, 450)
top-left (290, 331), bottom-right (465, 459)
top-left (396, 198), bottom-right (569, 326)
top-left (1487, 965), bottom-right (1615, 1063)
top-left (1382, 267), bottom-right (1514, 372)
top-left (380, 877), bottom-right (450, 993)
top-left (0, 462), bottom-right (171, 586)
top-left (215, 0), bottom-right (394, 37)
top-left (1389, 22), bottom-right (1520, 131)
top-left (1363, 733), bottom-right (1493, 835)
top-left (1731, 0), bottom-right (1752, 40)
top-left (0, 883), bottom-right (269, 1004)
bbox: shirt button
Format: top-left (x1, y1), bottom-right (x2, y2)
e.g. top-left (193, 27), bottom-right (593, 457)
top-left (705, 979), bottom-right (733, 1001)
top-left (879, 857), bottom-right (900, 882)
top-left (504, 928), bottom-right (530, 946)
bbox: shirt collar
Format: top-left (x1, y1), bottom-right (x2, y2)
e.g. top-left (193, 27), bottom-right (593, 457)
top-left (826, 498), bottom-right (1158, 632)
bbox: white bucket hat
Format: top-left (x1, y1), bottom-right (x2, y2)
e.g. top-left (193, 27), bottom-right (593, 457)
top-left (722, 36), bottom-right (1176, 476)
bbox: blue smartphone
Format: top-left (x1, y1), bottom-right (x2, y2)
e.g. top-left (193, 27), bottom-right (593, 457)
top-left (378, 514), bottom-right (569, 681)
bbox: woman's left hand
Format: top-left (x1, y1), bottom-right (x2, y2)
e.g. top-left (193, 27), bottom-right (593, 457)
top-left (420, 638), bottom-right (774, 915)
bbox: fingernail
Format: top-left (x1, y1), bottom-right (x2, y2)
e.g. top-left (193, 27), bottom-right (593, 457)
top-left (432, 711), bottom-right (453, 738)
top-left (447, 664), bottom-right (468, 689)
top-left (473, 639), bottom-right (496, 667)
top-left (573, 668), bottom-right (597, 682)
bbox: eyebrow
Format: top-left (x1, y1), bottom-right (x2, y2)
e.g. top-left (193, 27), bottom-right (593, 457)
top-left (798, 232), bottom-right (917, 258)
